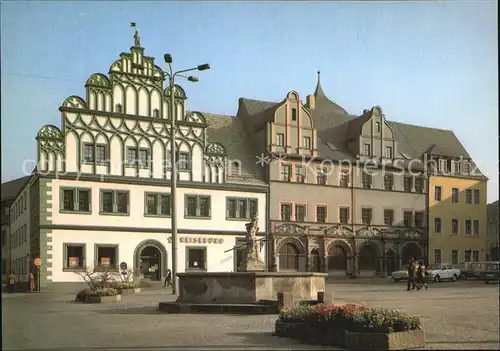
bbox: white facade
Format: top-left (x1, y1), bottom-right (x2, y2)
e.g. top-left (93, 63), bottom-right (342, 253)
top-left (9, 183), bottom-right (31, 282)
top-left (31, 32), bottom-right (268, 286)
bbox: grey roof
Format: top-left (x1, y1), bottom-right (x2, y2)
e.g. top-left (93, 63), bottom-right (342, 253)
top-left (1, 176), bottom-right (31, 202)
top-left (202, 112), bottom-right (266, 186)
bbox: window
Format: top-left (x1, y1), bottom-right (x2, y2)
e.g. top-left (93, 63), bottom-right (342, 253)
top-left (280, 204), bottom-right (292, 221)
top-left (340, 170), bottom-right (349, 187)
top-left (83, 144), bottom-right (94, 162)
top-left (4, 207), bottom-right (8, 216)
top-left (60, 188), bottom-right (91, 212)
top-left (403, 211), bottom-right (413, 228)
top-left (414, 212), bottom-right (424, 227)
top-left (295, 204), bottom-right (306, 222)
top-left (226, 198), bottom-right (258, 220)
top-left (234, 238), bottom-right (246, 271)
top-left (434, 218), bottom-right (442, 233)
top-left (452, 219), bottom-right (458, 234)
top-left (384, 209), bottom-right (394, 225)
top-left (384, 174), bottom-right (393, 190)
top-left (363, 144), bottom-right (371, 156)
top-left (375, 122), bottom-right (381, 133)
top-left (451, 250), bottom-right (458, 265)
top-left (100, 190), bottom-right (129, 214)
top-left (291, 108), bottom-right (297, 121)
top-left (185, 195), bottom-right (211, 218)
top-left (177, 152), bottom-right (190, 170)
top-left (362, 172), bottom-right (372, 189)
top-left (452, 160), bottom-right (460, 174)
top-left (115, 103), bottom-right (122, 113)
top-left (434, 249), bottom-right (442, 264)
top-left (138, 149), bottom-right (150, 169)
top-left (153, 108), bottom-right (160, 118)
top-left (434, 186), bottom-right (442, 201)
top-left (126, 147), bottom-right (137, 165)
top-left (145, 193), bottom-right (171, 216)
top-left (414, 178), bottom-right (423, 193)
top-left (465, 250), bottom-right (471, 262)
top-left (64, 244), bottom-right (85, 270)
top-left (95, 245), bottom-right (118, 270)
top-left (96, 145), bottom-right (107, 163)
top-left (465, 220), bottom-right (472, 235)
top-left (385, 146), bottom-right (393, 159)
top-left (276, 133), bottom-right (285, 146)
top-left (316, 206), bottom-right (327, 223)
top-left (472, 250), bottom-right (479, 262)
top-left (465, 189), bottom-right (472, 204)
top-left (404, 177), bottom-right (413, 192)
top-left (186, 247), bottom-right (207, 270)
top-left (473, 220), bottom-right (479, 236)
top-left (281, 165), bottom-right (291, 182)
top-left (316, 168), bottom-right (326, 185)
top-left (452, 188), bottom-right (459, 203)
top-left (303, 136), bottom-right (311, 149)
top-left (339, 207), bottom-right (349, 225)
top-left (361, 208), bottom-right (372, 225)
top-left (463, 162), bottom-right (471, 174)
top-left (473, 190), bottom-right (480, 204)
top-left (295, 166), bottom-right (305, 183)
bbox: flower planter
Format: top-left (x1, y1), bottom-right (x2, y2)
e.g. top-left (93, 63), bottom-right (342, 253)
top-left (344, 329), bottom-right (425, 350)
top-left (119, 288), bottom-right (141, 295)
top-left (303, 323), bottom-right (346, 347)
top-left (275, 320), bottom-right (307, 338)
top-left (83, 295), bottom-right (121, 303)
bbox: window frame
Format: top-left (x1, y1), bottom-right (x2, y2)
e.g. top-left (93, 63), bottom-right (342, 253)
top-left (434, 186), bottom-right (442, 201)
top-left (361, 207), bottom-right (372, 226)
top-left (465, 189), bottom-right (472, 204)
top-left (403, 211), bottom-right (413, 228)
top-left (226, 197), bottom-right (258, 221)
top-left (362, 172), bottom-right (372, 189)
top-left (291, 108), bottom-right (297, 121)
top-left (384, 209), bottom-right (394, 226)
top-left (59, 187), bottom-right (92, 214)
top-left (144, 192), bottom-right (171, 217)
top-left (315, 205), bottom-right (327, 223)
top-left (316, 167), bottom-right (327, 185)
top-left (340, 170), bottom-right (349, 187)
top-left (385, 145), bottom-right (393, 159)
top-left (184, 194), bottom-right (211, 219)
top-left (434, 249), bottom-right (442, 264)
top-left (186, 246), bottom-right (207, 271)
top-left (414, 212), bottom-right (424, 228)
top-left (294, 203), bottom-right (306, 222)
top-left (280, 203), bottom-right (292, 221)
top-left (303, 136), bottom-right (311, 149)
top-left (473, 189), bottom-right (480, 204)
top-left (473, 220), bottom-right (479, 236)
top-left (383, 173), bottom-right (393, 191)
top-left (95, 143), bottom-right (108, 164)
top-left (63, 243), bottom-right (86, 271)
top-left (276, 133), bottom-right (285, 146)
top-left (138, 148), bottom-right (151, 169)
top-left (82, 143), bottom-right (94, 163)
top-left (451, 219), bottom-right (459, 235)
top-left (404, 176), bottom-right (413, 192)
top-left (339, 207), bottom-right (350, 225)
top-left (451, 250), bottom-right (458, 265)
top-left (99, 189), bottom-right (130, 216)
top-left (465, 219), bottom-right (472, 235)
top-left (295, 166), bottom-right (305, 183)
top-left (94, 244), bottom-right (119, 271)
top-left (451, 188), bottom-right (459, 203)
top-left (363, 143), bottom-right (371, 156)
top-left (177, 151), bottom-right (190, 170)
top-left (281, 164), bottom-right (291, 182)
top-left (434, 217), bottom-right (442, 234)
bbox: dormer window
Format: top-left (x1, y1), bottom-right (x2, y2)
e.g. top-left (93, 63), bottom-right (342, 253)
top-left (463, 162), bottom-right (471, 174)
top-left (438, 159), bottom-right (447, 172)
top-left (115, 103), bottom-right (122, 113)
top-left (363, 144), bottom-right (371, 156)
top-left (276, 133), bottom-right (285, 146)
top-left (291, 108), bottom-right (297, 121)
top-left (375, 122), bottom-right (381, 133)
top-left (303, 136), bottom-right (311, 149)
top-left (385, 146), bottom-right (393, 159)
top-left (153, 108), bottom-right (160, 118)
top-left (452, 160), bottom-right (460, 174)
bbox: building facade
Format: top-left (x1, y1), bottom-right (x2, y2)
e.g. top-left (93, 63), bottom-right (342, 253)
top-left (237, 75), bottom-right (430, 278)
top-left (487, 200), bottom-right (499, 261)
top-left (426, 156), bottom-right (488, 265)
top-left (20, 31), bottom-right (268, 289)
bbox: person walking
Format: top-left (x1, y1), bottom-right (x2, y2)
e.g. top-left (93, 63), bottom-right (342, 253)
top-left (406, 258), bottom-right (415, 291)
top-left (7, 271), bottom-right (16, 294)
top-left (163, 269), bottom-right (172, 288)
top-left (417, 261), bottom-right (428, 290)
top-left (29, 272), bottom-right (35, 292)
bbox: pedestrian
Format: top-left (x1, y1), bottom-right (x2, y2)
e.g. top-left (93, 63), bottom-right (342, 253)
top-left (412, 259), bottom-right (421, 290)
top-left (417, 261), bottom-right (428, 290)
top-left (7, 271), bottom-right (16, 294)
top-left (406, 258), bottom-right (415, 291)
top-left (29, 272), bottom-right (35, 292)
top-left (164, 269), bottom-right (172, 288)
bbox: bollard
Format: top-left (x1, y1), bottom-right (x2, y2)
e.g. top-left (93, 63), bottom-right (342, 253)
top-left (317, 291), bottom-right (335, 305)
top-left (277, 291), bottom-right (295, 311)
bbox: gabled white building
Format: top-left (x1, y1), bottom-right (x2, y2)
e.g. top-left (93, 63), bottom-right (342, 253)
top-left (25, 31), bottom-right (268, 289)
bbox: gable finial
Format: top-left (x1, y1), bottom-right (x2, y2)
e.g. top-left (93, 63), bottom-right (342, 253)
top-left (130, 22), bottom-right (140, 47)
top-left (314, 69), bottom-right (325, 98)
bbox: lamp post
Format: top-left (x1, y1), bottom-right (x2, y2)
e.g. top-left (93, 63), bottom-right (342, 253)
top-left (160, 54), bottom-right (210, 295)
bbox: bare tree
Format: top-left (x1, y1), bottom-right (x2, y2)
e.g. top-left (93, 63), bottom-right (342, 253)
top-left (74, 266), bottom-right (119, 290)
top-left (74, 266), bottom-right (99, 290)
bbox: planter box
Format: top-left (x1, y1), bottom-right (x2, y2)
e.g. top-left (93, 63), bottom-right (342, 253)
top-left (275, 320), bottom-right (306, 338)
top-left (275, 321), bottom-right (345, 347)
top-left (120, 288), bottom-right (141, 295)
top-left (84, 295), bottom-right (121, 303)
top-left (345, 329), bottom-right (425, 350)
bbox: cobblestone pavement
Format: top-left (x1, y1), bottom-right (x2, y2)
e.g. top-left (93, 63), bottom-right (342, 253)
top-left (2, 280), bottom-right (499, 350)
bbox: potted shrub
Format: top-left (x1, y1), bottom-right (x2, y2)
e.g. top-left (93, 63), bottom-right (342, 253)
top-left (116, 282), bottom-right (141, 295)
top-left (75, 287), bottom-right (121, 303)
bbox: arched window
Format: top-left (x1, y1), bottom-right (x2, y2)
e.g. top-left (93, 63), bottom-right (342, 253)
top-left (359, 245), bottom-right (377, 270)
top-left (328, 245), bottom-right (347, 270)
top-left (279, 243), bottom-right (299, 271)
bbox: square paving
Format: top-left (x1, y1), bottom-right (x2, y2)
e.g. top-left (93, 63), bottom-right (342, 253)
top-left (2, 280), bottom-right (498, 350)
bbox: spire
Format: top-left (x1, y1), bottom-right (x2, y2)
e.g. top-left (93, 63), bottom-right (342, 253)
top-left (314, 70), bottom-right (325, 98)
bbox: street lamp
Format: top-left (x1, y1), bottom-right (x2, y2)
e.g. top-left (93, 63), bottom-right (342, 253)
top-left (159, 54), bottom-right (210, 295)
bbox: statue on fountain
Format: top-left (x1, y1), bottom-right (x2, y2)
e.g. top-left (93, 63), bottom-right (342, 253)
top-left (238, 215), bottom-right (265, 272)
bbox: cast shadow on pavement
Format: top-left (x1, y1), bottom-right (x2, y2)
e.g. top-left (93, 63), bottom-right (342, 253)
top-left (96, 306), bottom-right (163, 314)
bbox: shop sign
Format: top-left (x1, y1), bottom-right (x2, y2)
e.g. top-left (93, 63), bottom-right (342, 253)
top-left (167, 236), bottom-right (224, 244)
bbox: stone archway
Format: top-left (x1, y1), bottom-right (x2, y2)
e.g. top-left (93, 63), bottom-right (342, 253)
top-left (326, 239), bottom-right (353, 276)
top-left (310, 249), bottom-right (322, 272)
top-left (358, 241), bottom-right (380, 271)
top-left (279, 243), bottom-right (300, 271)
top-left (386, 249), bottom-right (397, 275)
top-left (401, 242), bottom-right (423, 265)
top-left (134, 239), bottom-right (168, 280)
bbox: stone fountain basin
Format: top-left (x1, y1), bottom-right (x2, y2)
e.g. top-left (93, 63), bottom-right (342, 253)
top-left (175, 271), bottom-right (326, 304)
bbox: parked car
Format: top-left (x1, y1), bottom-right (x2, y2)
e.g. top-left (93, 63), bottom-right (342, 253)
top-left (425, 263), bottom-right (460, 282)
top-left (455, 262), bottom-right (474, 279)
top-left (479, 262), bottom-right (499, 284)
top-left (391, 265), bottom-right (409, 282)
top-left (469, 262), bottom-right (489, 280)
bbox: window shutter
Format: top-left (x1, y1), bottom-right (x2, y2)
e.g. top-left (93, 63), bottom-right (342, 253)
top-left (208, 197), bottom-right (211, 217)
top-left (184, 197), bottom-right (188, 216)
top-left (99, 191), bottom-right (103, 212)
top-left (73, 189), bottom-right (78, 212)
top-left (113, 191), bottom-right (117, 213)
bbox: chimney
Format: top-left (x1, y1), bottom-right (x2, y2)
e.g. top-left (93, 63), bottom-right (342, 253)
top-left (306, 94), bottom-right (315, 109)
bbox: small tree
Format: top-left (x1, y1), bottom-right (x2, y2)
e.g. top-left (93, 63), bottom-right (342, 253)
top-left (74, 266), bottom-right (118, 290)
top-left (117, 268), bottom-right (138, 283)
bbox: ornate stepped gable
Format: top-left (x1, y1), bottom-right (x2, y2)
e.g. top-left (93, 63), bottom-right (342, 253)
top-left (35, 33), bottom-right (265, 186)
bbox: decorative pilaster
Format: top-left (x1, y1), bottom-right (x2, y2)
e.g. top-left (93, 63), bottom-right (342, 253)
top-left (304, 235), bottom-right (310, 272)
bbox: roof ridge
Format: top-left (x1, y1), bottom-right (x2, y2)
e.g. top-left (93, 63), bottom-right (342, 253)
top-left (389, 120), bottom-right (454, 133)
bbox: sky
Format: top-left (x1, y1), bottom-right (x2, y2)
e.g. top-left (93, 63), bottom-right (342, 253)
top-left (1, 1), bottom-right (498, 202)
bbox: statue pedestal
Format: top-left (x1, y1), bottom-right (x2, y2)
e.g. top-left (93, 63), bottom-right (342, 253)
top-left (240, 261), bottom-right (265, 272)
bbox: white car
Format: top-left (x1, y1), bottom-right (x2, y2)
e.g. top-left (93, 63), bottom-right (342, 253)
top-left (425, 263), bottom-right (460, 282)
